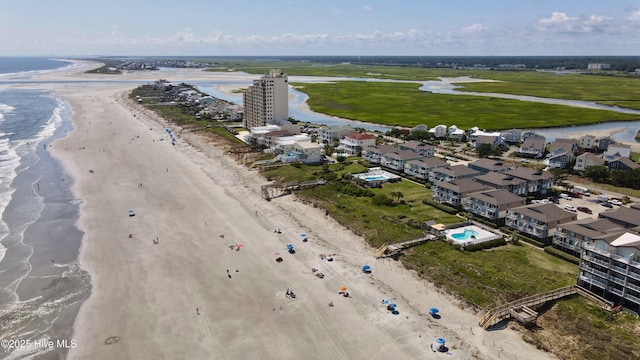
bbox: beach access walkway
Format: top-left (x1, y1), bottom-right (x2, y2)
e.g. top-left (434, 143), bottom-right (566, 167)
top-left (374, 234), bottom-right (436, 258)
top-left (478, 285), bottom-right (615, 329)
top-left (260, 179), bottom-right (327, 200)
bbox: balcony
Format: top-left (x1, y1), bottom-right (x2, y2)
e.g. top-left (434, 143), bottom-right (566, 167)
top-left (608, 276), bottom-right (625, 286)
top-left (626, 282), bottom-right (640, 293)
top-left (579, 275), bottom-right (606, 289)
top-left (626, 293), bottom-right (640, 305)
top-left (580, 264), bottom-right (608, 279)
top-left (610, 264), bottom-right (627, 275)
top-left (582, 243), bottom-right (611, 257)
top-left (607, 286), bottom-right (624, 297)
top-left (628, 271), bottom-right (640, 281)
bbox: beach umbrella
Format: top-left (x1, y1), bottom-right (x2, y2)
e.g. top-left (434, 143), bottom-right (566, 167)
top-left (340, 286), bottom-right (348, 291)
top-left (429, 307), bottom-right (439, 314)
top-left (300, 233), bottom-right (306, 237)
top-left (236, 243), bottom-right (244, 248)
top-left (436, 338), bottom-right (445, 345)
top-left (273, 252), bottom-right (280, 256)
top-left (382, 299), bottom-right (391, 304)
top-left (362, 265), bottom-right (371, 271)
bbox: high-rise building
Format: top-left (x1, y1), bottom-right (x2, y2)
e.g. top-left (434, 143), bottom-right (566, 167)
top-left (243, 69), bottom-right (288, 129)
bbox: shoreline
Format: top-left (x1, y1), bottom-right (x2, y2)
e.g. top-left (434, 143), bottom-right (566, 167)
top-left (39, 64), bottom-right (556, 359)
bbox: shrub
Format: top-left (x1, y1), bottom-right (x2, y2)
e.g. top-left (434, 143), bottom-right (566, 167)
top-left (422, 198), bottom-right (458, 214)
top-left (462, 237), bottom-right (507, 252)
top-left (372, 194), bottom-right (395, 206)
top-left (339, 183), bottom-right (374, 197)
top-left (544, 246), bottom-right (581, 265)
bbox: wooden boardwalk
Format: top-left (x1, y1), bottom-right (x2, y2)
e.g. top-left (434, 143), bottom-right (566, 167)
top-left (374, 234), bottom-right (436, 258)
top-left (479, 285), bottom-right (577, 329)
top-left (261, 179), bottom-right (327, 200)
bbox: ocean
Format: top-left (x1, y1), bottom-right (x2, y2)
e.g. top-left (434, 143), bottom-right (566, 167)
top-left (0, 58), bottom-right (90, 360)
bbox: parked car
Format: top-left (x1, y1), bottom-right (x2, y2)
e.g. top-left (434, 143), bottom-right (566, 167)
top-left (601, 202), bottom-right (614, 208)
top-left (577, 206), bottom-right (592, 214)
top-left (548, 196), bottom-right (560, 204)
top-left (560, 193), bottom-right (572, 200)
top-left (609, 199), bottom-right (623, 206)
top-left (564, 205), bottom-right (577, 212)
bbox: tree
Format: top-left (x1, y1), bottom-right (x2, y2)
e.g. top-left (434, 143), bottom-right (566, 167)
top-left (476, 143), bottom-right (493, 158)
top-left (584, 165), bottom-right (610, 183)
top-left (390, 191), bottom-right (404, 204)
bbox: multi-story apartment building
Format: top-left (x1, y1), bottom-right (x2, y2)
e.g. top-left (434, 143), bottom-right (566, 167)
top-left (431, 178), bottom-right (491, 209)
top-left (505, 203), bottom-right (577, 243)
top-left (578, 232), bottom-right (640, 314)
top-left (380, 150), bottom-right (423, 171)
top-left (473, 172), bottom-right (527, 196)
top-left (398, 140), bottom-right (435, 157)
top-left (553, 218), bottom-right (625, 258)
top-left (429, 165), bottom-right (479, 183)
top-left (462, 189), bottom-right (526, 224)
top-left (504, 167), bottom-right (554, 196)
top-left (318, 126), bottom-right (357, 144)
top-left (243, 69), bottom-right (289, 129)
top-left (361, 144), bottom-right (398, 164)
top-left (404, 157), bottom-right (448, 181)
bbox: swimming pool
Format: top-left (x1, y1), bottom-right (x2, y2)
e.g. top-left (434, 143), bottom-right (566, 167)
top-left (363, 175), bottom-right (388, 181)
top-left (444, 225), bottom-right (500, 245)
top-left (450, 229), bottom-right (479, 240)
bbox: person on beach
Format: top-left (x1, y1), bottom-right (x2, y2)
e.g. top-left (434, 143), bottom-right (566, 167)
top-left (196, 307), bottom-right (200, 315)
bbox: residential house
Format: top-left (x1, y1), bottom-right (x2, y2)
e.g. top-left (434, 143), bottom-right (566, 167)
top-left (475, 134), bottom-right (504, 149)
top-left (255, 129), bottom-right (293, 148)
top-left (608, 157), bottom-right (640, 172)
top-left (467, 158), bottom-right (514, 174)
top-left (598, 137), bottom-right (616, 152)
top-left (361, 144), bottom-right (397, 164)
top-left (431, 178), bottom-right (492, 209)
top-left (429, 125), bottom-right (447, 139)
top-left (404, 157), bottom-right (448, 181)
top-left (604, 143), bottom-right (632, 162)
top-left (399, 140), bottom-right (436, 157)
top-left (577, 232), bottom-right (640, 314)
top-left (553, 218), bottom-right (625, 257)
top-left (429, 165), bottom-right (480, 183)
top-left (288, 141), bottom-right (323, 164)
top-left (578, 135), bottom-right (597, 150)
top-left (574, 152), bottom-right (605, 172)
top-left (502, 129), bottom-right (522, 144)
top-left (505, 203), bottom-right (578, 243)
top-left (519, 136), bottom-right (546, 158)
top-left (522, 131), bottom-right (543, 141)
top-left (338, 133), bottom-right (376, 156)
top-left (411, 124), bottom-right (428, 132)
top-left (474, 171), bottom-right (528, 196)
top-left (275, 134), bottom-right (312, 153)
top-left (463, 189), bottom-right (527, 224)
top-left (547, 138), bottom-right (577, 168)
top-left (380, 150), bottom-right (424, 171)
top-left (317, 126), bottom-right (356, 144)
top-left (504, 167), bottom-right (554, 196)
top-left (448, 125), bottom-right (466, 141)
top-left (469, 129), bottom-right (503, 143)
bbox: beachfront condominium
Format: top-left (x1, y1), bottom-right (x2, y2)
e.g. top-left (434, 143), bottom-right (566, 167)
top-left (243, 69), bottom-right (289, 130)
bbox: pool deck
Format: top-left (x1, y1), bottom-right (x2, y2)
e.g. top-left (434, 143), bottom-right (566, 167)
top-left (444, 224), bottom-right (501, 246)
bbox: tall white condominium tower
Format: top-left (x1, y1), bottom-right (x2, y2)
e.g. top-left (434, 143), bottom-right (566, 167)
top-left (243, 69), bottom-right (289, 129)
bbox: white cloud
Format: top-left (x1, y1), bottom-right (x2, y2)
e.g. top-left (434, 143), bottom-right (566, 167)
top-left (626, 9), bottom-right (640, 21)
top-left (363, 5), bottom-right (372, 11)
top-left (460, 24), bottom-right (488, 34)
top-left (539, 12), bottom-right (576, 25)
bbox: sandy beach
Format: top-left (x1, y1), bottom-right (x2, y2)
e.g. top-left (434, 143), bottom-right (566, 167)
top-left (24, 62), bottom-right (573, 359)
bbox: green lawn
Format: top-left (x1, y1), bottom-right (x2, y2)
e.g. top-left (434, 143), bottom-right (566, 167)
top-left (293, 81), bottom-right (639, 130)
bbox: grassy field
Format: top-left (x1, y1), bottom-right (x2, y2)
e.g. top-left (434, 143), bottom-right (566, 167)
top-left (293, 81), bottom-right (639, 129)
top-left (403, 241), bottom-right (577, 308)
top-left (262, 162), bottom-right (459, 245)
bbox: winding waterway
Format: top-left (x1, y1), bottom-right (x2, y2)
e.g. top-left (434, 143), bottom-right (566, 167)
top-left (195, 74), bottom-right (640, 143)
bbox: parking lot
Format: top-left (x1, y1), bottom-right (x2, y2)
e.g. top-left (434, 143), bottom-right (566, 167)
top-left (555, 194), bottom-right (620, 220)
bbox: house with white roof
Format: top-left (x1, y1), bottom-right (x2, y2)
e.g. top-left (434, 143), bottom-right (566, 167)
top-left (429, 125), bottom-right (447, 139)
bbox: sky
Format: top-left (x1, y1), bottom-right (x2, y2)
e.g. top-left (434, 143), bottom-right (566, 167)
top-left (2, 0), bottom-right (640, 56)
